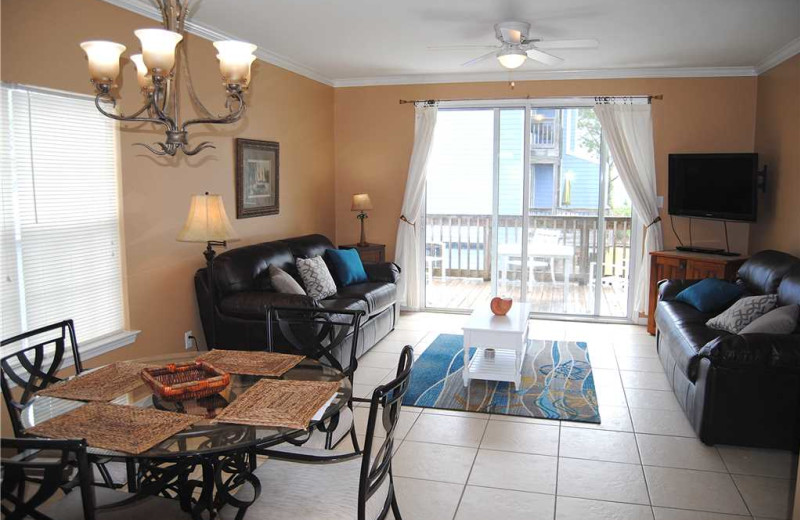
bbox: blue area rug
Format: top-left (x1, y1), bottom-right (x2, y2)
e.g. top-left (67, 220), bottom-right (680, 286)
top-left (403, 334), bottom-right (600, 423)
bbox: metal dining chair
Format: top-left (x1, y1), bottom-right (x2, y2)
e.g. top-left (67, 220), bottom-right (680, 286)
top-left (260, 305), bottom-right (365, 458)
top-left (0, 320), bottom-right (128, 489)
top-left (1, 437), bottom-right (187, 520)
top-left (223, 345), bottom-right (414, 520)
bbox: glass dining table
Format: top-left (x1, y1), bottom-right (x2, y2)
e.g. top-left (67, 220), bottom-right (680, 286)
top-left (21, 351), bottom-right (353, 520)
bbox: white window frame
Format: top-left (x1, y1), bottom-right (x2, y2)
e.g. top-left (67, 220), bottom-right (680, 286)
top-left (1, 83), bottom-right (139, 374)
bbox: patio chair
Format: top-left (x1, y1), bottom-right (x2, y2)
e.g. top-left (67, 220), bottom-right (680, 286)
top-left (0, 320), bottom-right (130, 489)
top-left (260, 306), bottom-right (365, 458)
top-left (529, 228), bottom-right (559, 283)
top-left (1, 437), bottom-right (185, 520)
top-left (224, 346), bottom-right (414, 520)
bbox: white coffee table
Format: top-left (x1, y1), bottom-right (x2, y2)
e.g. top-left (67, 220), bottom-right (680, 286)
top-left (462, 302), bottom-right (531, 388)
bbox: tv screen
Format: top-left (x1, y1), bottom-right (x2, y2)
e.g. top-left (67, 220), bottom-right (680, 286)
top-left (668, 153), bottom-right (758, 222)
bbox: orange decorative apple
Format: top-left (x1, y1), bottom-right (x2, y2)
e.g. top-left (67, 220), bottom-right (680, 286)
top-left (490, 297), bottom-right (513, 316)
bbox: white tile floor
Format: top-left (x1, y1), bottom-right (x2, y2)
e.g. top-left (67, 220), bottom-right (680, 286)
top-left (351, 312), bottom-right (798, 520)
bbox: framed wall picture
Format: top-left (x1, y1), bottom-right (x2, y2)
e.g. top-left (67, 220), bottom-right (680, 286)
top-left (235, 138), bottom-right (279, 218)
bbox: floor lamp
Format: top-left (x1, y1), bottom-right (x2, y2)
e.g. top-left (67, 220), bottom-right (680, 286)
top-left (177, 193), bottom-right (239, 349)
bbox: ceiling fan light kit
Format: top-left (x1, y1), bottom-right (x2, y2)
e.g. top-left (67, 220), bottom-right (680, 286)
top-left (441, 20), bottom-right (598, 71)
top-left (79, 0), bottom-right (258, 156)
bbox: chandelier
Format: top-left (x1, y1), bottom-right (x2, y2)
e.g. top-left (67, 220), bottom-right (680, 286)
top-left (79, 0), bottom-right (257, 156)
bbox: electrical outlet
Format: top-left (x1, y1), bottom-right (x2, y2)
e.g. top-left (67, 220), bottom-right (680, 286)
top-left (184, 330), bottom-right (193, 350)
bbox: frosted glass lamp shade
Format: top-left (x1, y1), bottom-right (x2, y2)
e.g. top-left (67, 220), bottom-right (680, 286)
top-left (134, 28), bottom-right (183, 76)
top-left (130, 54), bottom-right (153, 91)
top-left (177, 194), bottom-right (239, 243)
top-left (497, 49), bottom-right (527, 69)
top-left (351, 193), bottom-right (373, 211)
top-left (80, 41), bottom-right (126, 85)
top-left (213, 41), bottom-right (258, 87)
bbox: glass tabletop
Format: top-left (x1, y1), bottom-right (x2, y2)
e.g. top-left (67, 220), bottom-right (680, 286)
top-left (21, 351), bottom-right (352, 459)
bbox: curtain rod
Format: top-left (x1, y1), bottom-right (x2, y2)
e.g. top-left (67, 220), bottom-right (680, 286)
top-left (399, 94), bottom-right (663, 105)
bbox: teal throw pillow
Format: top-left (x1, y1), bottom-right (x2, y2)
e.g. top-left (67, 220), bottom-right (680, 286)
top-left (674, 278), bottom-right (743, 313)
top-left (325, 248), bottom-right (368, 287)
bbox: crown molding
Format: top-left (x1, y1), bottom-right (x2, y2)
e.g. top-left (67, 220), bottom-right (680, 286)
top-left (101, 0), bottom-right (335, 86)
top-left (331, 66), bottom-right (757, 87)
top-left (755, 37), bottom-right (800, 75)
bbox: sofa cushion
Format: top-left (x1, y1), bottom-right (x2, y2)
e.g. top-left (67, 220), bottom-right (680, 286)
top-left (318, 297), bottom-right (369, 315)
top-left (778, 268), bottom-right (800, 307)
top-left (296, 256), bottom-right (337, 300)
top-left (269, 264), bottom-right (306, 295)
top-left (674, 278), bottom-right (742, 313)
top-left (283, 234), bottom-right (335, 260)
top-left (656, 300), bottom-right (727, 380)
top-left (325, 248), bottom-right (368, 287)
top-left (737, 250), bottom-right (800, 295)
top-left (740, 304), bottom-right (799, 335)
top-left (213, 241), bottom-right (296, 297)
top-left (706, 294), bottom-right (778, 334)
top-left (328, 282), bottom-right (396, 316)
top-left (220, 292), bottom-right (315, 320)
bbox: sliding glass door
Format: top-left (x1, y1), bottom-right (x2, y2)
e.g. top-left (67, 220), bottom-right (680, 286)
top-left (423, 103), bottom-right (635, 319)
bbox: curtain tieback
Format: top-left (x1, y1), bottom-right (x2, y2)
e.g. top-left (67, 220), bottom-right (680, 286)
top-left (646, 216), bottom-right (662, 228)
top-left (399, 215), bottom-right (416, 229)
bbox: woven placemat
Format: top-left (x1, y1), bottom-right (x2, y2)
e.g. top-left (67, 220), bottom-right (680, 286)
top-left (37, 361), bottom-right (152, 401)
top-left (197, 350), bottom-right (305, 377)
top-left (214, 379), bottom-right (340, 430)
top-left (26, 402), bottom-right (200, 455)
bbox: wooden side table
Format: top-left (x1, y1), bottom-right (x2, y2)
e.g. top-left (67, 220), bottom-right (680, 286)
top-left (647, 250), bottom-right (747, 335)
top-left (339, 243), bottom-right (386, 264)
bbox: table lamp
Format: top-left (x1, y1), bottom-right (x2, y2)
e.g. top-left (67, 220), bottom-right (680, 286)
top-left (177, 193), bottom-right (239, 348)
top-left (351, 193), bottom-right (373, 247)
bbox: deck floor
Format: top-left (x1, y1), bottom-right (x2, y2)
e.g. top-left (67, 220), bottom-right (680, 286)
top-left (425, 277), bottom-right (628, 317)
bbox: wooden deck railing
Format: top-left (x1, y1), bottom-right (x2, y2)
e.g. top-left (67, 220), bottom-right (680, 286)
top-left (425, 214), bottom-right (632, 282)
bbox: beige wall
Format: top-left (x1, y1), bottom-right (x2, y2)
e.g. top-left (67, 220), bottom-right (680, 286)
top-left (334, 78), bottom-right (758, 260)
top-left (750, 54), bottom-right (800, 256)
top-left (1, 0), bottom-right (335, 365)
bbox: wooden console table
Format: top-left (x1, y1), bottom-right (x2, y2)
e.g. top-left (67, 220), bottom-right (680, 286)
top-left (647, 250), bottom-right (747, 335)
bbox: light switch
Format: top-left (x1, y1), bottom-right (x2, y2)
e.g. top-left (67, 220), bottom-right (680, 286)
top-left (657, 196), bottom-right (664, 209)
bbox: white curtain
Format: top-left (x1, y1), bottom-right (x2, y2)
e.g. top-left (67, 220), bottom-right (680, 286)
top-left (395, 105), bottom-right (437, 309)
top-left (594, 103), bottom-right (664, 314)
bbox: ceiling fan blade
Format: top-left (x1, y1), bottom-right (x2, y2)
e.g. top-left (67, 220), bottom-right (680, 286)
top-left (461, 50), bottom-right (498, 67)
top-left (525, 48), bottom-right (564, 65)
top-left (427, 45), bottom-right (498, 52)
top-left (533, 39), bottom-right (599, 50)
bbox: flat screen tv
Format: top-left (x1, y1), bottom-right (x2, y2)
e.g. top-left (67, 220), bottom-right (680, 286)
top-left (668, 153), bottom-right (758, 222)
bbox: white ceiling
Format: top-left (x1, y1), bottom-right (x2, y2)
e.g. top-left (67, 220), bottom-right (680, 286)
top-left (109, 0), bottom-right (800, 86)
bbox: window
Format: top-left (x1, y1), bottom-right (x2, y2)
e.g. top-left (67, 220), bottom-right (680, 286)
top-left (1, 84), bottom-right (134, 357)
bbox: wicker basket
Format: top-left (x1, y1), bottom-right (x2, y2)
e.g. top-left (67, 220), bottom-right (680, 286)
top-left (141, 361), bottom-right (230, 402)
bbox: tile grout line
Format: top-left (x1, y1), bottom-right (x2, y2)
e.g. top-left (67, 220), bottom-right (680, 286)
top-left (553, 420), bottom-right (562, 520)
top-left (449, 413), bottom-right (490, 520)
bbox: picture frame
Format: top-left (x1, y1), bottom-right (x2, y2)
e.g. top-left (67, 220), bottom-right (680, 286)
top-left (235, 138), bottom-right (279, 218)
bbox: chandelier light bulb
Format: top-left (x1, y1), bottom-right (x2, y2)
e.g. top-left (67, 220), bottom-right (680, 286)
top-left (134, 28), bottom-right (183, 77)
top-left (130, 54), bottom-right (154, 91)
top-left (80, 41), bottom-right (126, 86)
top-left (497, 49), bottom-right (527, 69)
top-left (213, 41), bottom-right (258, 87)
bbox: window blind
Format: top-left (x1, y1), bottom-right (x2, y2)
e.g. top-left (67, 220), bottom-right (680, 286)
top-left (1, 84), bottom-right (125, 348)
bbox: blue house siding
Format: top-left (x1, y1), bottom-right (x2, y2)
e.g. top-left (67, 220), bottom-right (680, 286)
top-left (561, 153), bottom-right (600, 209)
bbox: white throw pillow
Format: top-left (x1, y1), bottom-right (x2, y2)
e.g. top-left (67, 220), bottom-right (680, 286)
top-left (706, 294), bottom-right (778, 334)
top-left (296, 256), bottom-right (337, 300)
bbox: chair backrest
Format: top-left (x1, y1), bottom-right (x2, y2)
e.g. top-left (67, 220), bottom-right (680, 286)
top-left (1, 437), bottom-right (95, 520)
top-left (266, 306), bottom-right (365, 380)
top-left (531, 228), bottom-right (562, 244)
top-left (357, 345), bottom-right (414, 520)
top-left (1, 320), bottom-right (82, 436)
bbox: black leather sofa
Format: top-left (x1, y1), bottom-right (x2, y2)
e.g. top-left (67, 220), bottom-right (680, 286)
top-left (194, 234), bottom-right (400, 358)
top-left (655, 250), bottom-right (800, 450)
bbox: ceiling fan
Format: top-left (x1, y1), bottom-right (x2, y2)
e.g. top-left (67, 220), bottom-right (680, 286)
top-left (430, 21), bottom-right (598, 70)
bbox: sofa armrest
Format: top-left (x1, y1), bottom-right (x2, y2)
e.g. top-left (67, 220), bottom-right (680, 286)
top-left (699, 333), bottom-right (800, 370)
top-left (364, 262), bottom-right (401, 284)
top-left (658, 279), bottom-right (704, 301)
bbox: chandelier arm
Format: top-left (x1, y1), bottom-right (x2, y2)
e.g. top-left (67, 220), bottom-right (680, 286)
top-left (133, 142), bottom-right (171, 155)
top-left (150, 84), bottom-right (177, 130)
top-left (94, 94), bottom-right (171, 129)
top-left (180, 93), bottom-right (246, 129)
top-left (181, 141), bottom-right (216, 155)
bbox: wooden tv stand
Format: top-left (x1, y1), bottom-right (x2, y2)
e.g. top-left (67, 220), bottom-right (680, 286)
top-left (647, 250), bottom-right (747, 335)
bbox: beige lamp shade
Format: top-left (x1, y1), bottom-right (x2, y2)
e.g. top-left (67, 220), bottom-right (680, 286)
top-left (352, 193), bottom-right (373, 211)
top-left (177, 193), bottom-right (240, 243)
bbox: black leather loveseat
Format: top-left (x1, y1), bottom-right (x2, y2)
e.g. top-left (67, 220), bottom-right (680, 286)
top-left (655, 250), bottom-right (800, 450)
top-left (194, 234), bottom-right (400, 357)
